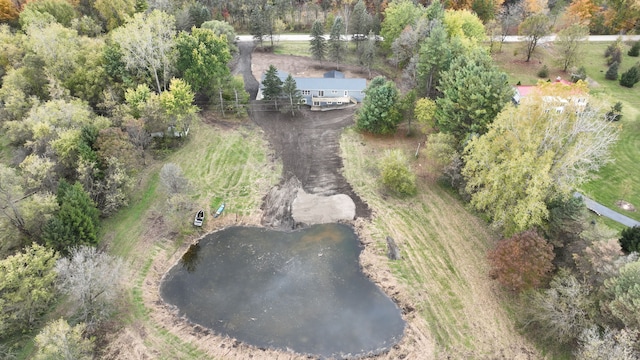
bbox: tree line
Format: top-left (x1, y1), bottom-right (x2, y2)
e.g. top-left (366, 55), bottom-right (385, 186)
top-left (0, 2), bottom-right (245, 357)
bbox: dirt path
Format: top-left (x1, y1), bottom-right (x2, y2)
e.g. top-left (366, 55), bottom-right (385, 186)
top-left (234, 42), bottom-right (371, 228)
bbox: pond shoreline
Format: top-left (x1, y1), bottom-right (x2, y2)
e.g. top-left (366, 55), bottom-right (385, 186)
top-left (142, 213), bottom-right (427, 359)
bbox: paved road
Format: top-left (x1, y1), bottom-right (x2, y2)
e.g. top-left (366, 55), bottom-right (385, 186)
top-left (237, 34), bottom-right (640, 43)
top-left (574, 192), bottom-right (640, 228)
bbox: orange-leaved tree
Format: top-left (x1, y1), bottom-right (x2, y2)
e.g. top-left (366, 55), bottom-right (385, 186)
top-left (488, 230), bottom-right (555, 292)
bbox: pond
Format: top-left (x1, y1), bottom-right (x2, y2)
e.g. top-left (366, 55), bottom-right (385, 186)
top-left (160, 223), bottom-right (405, 358)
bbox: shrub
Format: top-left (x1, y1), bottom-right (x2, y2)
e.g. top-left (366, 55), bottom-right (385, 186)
top-left (571, 66), bottom-right (587, 82)
top-left (605, 41), bottom-right (623, 65)
top-left (537, 64), bottom-right (549, 78)
top-left (379, 149), bottom-right (417, 197)
top-left (619, 226), bottom-right (640, 253)
top-left (619, 64), bottom-right (640, 88)
top-left (628, 41), bottom-right (640, 57)
top-left (605, 61), bottom-right (619, 80)
top-left (606, 101), bottom-right (623, 121)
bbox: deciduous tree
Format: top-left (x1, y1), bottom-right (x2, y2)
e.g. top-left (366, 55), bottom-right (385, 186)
top-left (34, 319), bottom-right (94, 360)
top-left (555, 24), bottom-right (589, 72)
top-left (0, 244), bottom-right (58, 338)
top-left (604, 260), bottom-right (640, 329)
top-left (175, 27), bottom-right (231, 96)
top-left (488, 230), bottom-right (555, 292)
top-left (463, 90), bottom-right (618, 234)
top-left (111, 10), bottom-right (176, 93)
top-left (518, 13), bottom-right (550, 62)
top-left (380, 0), bottom-right (424, 51)
top-left (160, 163), bottom-right (189, 196)
top-left (575, 326), bottom-right (639, 360)
top-left (281, 74), bottom-right (302, 116)
top-left (55, 246), bottom-right (124, 326)
top-left (521, 269), bottom-right (593, 344)
top-left (94, 0), bottom-right (136, 31)
top-left (201, 20), bottom-right (237, 53)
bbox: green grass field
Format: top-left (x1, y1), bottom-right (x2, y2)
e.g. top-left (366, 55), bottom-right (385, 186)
top-left (97, 116), bottom-right (280, 359)
top-left (493, 41), bottom-right (640, 222)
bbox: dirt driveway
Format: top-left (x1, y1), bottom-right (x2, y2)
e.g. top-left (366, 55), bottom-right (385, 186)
top-left (234, 42), bottom-right (372, 228)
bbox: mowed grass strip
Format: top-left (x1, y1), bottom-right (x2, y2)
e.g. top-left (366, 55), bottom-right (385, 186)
top-left (493, 41), bottom-right (640, 222)
top-left (341, 129), bottom-right (527, 357)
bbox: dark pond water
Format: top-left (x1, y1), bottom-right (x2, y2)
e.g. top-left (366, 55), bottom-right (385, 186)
top-left (160, 223), bottom-right (405, 358)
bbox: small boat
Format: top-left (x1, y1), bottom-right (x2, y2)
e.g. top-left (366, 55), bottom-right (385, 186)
top-left (214, 203), bottom-right (225, 218)
top-left (194, 210), bottom-right (204, 226)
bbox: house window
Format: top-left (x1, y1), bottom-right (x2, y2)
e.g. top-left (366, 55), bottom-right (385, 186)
top-left (337, 101), bottom-right (342, 105)
top-left (302, 90), bottom-right (310, 95)
top-left (344, 91), bottom-right (348, 96)
top-left (318, 90), bottom-right (324, 96)
top-left (332, 90), bottom-right (338, 94)
top-left (326, 101), bottom-right (332, 105)
top-left (299, 98), bottom-right (307, 104)
top-left (313, 101), bottom-right (320, 106)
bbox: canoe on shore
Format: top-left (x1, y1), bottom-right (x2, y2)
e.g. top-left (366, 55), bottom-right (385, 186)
top-left (214, 203), bottom-right (225, 218)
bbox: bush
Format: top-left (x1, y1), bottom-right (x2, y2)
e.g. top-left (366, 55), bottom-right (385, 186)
top-left (605, 61), bottom-right (619, 80)
top-left (606, 101), bottom-right (623, 121)
top-left (571, 66), bottom-right (587, 82)
top-left (619, 64), bottom-right (640, 88)
top-left (628, 41), bottom-right (640, 57)
top-left (379, 149), bottom-right (417, 197)
top-left (605, 41), bottom-right (622, 65)
top-left (537, 64), bottom-right (549, 78)
top-left (619, 226), bottom-right (640, 253)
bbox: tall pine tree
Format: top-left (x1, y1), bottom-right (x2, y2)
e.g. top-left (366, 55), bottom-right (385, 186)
top-left (329, 16), bottom-right (345, 69)
top-left (261, 64), bottom-right (283, 110)
top-left (310, 19), bottom-right (326, 62)
top-left (43, 181), bottom-right (100, 253)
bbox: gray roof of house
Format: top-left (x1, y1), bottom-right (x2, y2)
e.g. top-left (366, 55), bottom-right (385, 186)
top-left (324, 70), bottom-right (345, 78)
top-left (260, 70), bottom-right (366, 91)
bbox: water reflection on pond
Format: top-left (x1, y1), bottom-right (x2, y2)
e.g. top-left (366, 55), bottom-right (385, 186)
top-left (160, 223), bottom-right (405, 358)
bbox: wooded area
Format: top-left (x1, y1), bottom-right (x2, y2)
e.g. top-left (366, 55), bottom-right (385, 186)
top-left (0, 0), bottom-right (639, 358)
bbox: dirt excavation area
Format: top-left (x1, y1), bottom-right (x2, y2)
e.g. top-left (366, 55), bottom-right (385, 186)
top-left (236, 41), bottom-right (373, 229)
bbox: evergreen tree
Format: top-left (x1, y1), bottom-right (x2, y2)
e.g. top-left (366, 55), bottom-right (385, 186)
top-left (619, 64), bottom-right (640, 88)
top-left (436, 47), bottom-right (513, 142)
top-left (629, 41), bottom-right (640, 57)
top-left (619, 226), bottom-right (640, 253)
top-left (261, 65), bottom-right (283, 110)
top-left (250, 9), bottom-right (265, 48)
top-left (43, 181), bottom-right (100, 253)
top-left (281, 74), bottom-right (302, 116)
top-left (350, 0), bottom-right (369, 50)
top-left (309, 20), bottom-right (326, 62)
top-left (328, 16), bottom-right (345, 69)
top-left (416, 23), bottom-right (450, 98)
top-left (356, 76), bottom-right (401, 134)
top-left (605, 61), bottom-right (619, 80)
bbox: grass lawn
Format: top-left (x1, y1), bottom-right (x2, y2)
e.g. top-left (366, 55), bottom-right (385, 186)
top-left (493, 41), bottom-right (640, 223)
top-left (341, 129), bottom-right (532, 357)
top-left (97, 115), bottom-right (280, 359)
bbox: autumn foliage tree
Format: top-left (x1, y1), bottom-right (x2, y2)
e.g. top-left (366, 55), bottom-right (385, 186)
top-left (488, 230), bottom-right (555, 292)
